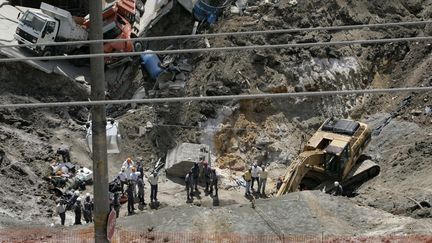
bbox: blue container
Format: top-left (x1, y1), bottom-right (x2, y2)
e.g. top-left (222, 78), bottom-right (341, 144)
top-left (193, 0), bottom-right (225, 25)
top-left (140, 52), bottom-right (164, 80)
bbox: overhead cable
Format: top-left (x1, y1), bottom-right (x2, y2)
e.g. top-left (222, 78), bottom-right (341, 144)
top-left (0, 86), bottom-right (430, 109)
top-left (2, 20), bottom-right (431, 49)
top-left (0, 36), bottom-right (431, 62)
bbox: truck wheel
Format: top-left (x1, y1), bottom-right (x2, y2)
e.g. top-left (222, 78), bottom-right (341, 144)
top-left (136, 0), bottom-right (144, 15)
top-left (41, 47), bottom-right (54, 62)
top-left (134, 41), bottom-right (144, 52)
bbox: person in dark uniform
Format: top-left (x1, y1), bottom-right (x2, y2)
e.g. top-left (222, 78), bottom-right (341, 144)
top-left (74, 197), bottom-right (82, 225)
top-left (113, 192), bottom-right (121, 218)
top-left (209, 168), bottom-right (218, 197)
top-left (191, 162), bottom-right (200, 192)
top-left (83, 193), bottom-right (93, 223)
top-left (185, 170), bottom-right (193, 201)
top-left (127, 182), bottom-right (135, 215)
top-left (56, 145), bottom-right (71, 162)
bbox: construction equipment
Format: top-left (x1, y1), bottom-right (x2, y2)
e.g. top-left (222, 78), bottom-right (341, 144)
top-left (14, 2), bottom-right (88, 56)
top-left (276, 118), bottom-right (380, 196)
top-left (14, 2), bottom-right (139, 66)
top-left (86, 119), bottom-right (121, 154)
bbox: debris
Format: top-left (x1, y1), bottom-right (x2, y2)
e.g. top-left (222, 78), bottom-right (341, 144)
top-left (131, 86), bottom-right (146, 109)
top-left (175, 72), bottom-right (187, 81)
top-left (406, 196), bottom-right (424, 209)
top-left (288, 0), bottom-right (298, 5)
top-left (178, 63), bottom-right (193, 72)
top-left (146, 121), bottom-right (154, 129)
top-left (235, 0), bottom-right (248, 12)
top-left (230, 6), bottom-right (240, 14)
top-left (204, 38), bottom-right (211, 48)
top-left (410, 109), bottom-right (423, 116)
top-left (192, 21), bottom-right (199, 35)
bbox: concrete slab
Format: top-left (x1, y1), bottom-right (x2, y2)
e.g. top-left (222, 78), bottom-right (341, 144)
top-left (0, 1), bottom-right (90, 83)
top-left (165, 143), bottom-right (211, 177)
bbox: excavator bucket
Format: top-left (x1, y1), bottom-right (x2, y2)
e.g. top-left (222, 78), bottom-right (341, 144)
top-left (86, 119), bottom-right (121, 154)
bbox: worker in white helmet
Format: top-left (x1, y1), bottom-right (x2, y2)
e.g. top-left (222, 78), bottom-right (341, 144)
top-left (333, 181), bottom-right (343, 196)
top-left (74, 197), bottom-right (82, 225)
top-left (83, 193), bottom-right (93, 223)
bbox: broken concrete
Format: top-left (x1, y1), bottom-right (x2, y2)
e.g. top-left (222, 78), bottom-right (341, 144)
top-left (165, 143), bottom-right (211, 177)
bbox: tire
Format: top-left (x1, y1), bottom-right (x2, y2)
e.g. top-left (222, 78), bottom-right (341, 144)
top-left (42, 47), bottom-right (54, 56)
top-left (136, 0), bottom-right (144, 15)
top-left (41, 47), bottom-right (54, 62)
top-left (133, 40), bottom-right (144, 52)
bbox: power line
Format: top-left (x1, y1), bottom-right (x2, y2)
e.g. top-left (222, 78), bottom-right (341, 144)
top-left (3, 20), bottom-right (431, 49)
top-left (0, 86), bottom-right (430, 109)
top-left (0, 36), bottom-right (431, 62)
top-left (154, 123), bottom-right (260, 132)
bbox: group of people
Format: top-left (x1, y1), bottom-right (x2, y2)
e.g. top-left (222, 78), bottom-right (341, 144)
top-left (185, 161), bottom-right (218, 201)
top-left (113, 157), bottom-right (159, 216)
top-left (56, 191), bottom-right (94, 226)
top-left (242, 164), bottom-right (268, 197)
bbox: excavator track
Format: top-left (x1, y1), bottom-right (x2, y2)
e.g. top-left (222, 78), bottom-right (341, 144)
top-left (343, 159), bottom-right (380, 190)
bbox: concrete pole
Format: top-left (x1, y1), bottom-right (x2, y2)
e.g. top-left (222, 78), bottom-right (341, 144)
top-left (89, 0), bottom-right (109, 242)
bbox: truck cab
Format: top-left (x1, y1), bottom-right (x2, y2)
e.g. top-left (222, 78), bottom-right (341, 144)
top-left (14, 10), bottom-right (59, 55)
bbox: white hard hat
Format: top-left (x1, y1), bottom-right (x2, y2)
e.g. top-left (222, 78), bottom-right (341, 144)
top-left (334, 181), bottom-right (340, 187)
top-left (86, 193), bottom-right (90, 197)
top-left (74, 190), bottom-right (80, 196)
top-left (77, 197), bottom-right (82, 201)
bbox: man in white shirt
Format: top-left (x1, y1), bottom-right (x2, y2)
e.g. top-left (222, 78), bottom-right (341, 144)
top-left (122, 158), bottom-right (135, 179)
top-left (251, 163), bottom-right (262, 191)
top-left (129, 167), bottom-right (139, 199)
top-left (118, 167), bottom-right (127, 192)
top-left (258, 166), bottom-right (269, 195)
top-left (148, 172), bottom-right (159, 203)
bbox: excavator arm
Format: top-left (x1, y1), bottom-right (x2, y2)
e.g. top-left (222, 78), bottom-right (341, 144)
top-left (276, 151), bottom-right (325, 196)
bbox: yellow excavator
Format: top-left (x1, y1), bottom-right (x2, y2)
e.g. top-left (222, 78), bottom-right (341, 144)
top-left (277, 118), bottom-right (380, 196)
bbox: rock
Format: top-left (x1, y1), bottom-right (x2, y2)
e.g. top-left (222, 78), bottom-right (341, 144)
top-left (294, 84), bottom-right (305, 92)
top-left (411, 109), bottom-right (423, 116)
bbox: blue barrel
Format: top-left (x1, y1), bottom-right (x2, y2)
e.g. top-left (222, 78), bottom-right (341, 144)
top-left (140, 52), bottom-right (164, 80)
top-left (193, 0), bottom-right (225, 25)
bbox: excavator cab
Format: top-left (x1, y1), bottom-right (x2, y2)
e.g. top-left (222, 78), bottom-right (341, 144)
top-left (324, 143), bottom-right (349, 180)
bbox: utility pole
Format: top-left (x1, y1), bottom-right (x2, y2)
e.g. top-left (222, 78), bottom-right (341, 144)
top-left (89, 0), bottom-right (109, 242)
